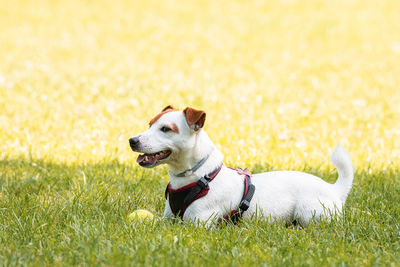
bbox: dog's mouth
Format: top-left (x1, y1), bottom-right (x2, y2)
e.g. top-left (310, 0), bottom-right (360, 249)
top-left (136, 150), bottom-right (172, 167)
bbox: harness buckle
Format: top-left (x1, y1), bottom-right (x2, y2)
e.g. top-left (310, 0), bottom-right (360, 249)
top-left (197, 177), bottom-right (209, 188)
top-left (239, 199), bottom-right (250, 211)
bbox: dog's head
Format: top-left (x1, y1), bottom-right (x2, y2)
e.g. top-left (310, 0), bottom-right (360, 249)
top-left (129, 105), bottom-right (206, 168)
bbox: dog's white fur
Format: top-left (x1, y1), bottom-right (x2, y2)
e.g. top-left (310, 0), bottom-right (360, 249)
top-left (130, 108), bottom-right (354, 227)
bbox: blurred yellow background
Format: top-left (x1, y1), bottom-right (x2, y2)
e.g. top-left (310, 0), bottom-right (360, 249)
top-left (0, 0), bottom-right (399, 169)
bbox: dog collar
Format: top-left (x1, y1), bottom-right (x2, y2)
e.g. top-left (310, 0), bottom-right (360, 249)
top-left (174, 153), bottom-right (211, 177)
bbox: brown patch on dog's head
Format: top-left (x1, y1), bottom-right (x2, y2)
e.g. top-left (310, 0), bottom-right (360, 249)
top-left (183, 107), bottom-right (206, 131)
top-left (149, 105), bottom-right (177, 126)
top-left (170, 123), bottom-right (179, 133)
top-left (161, 105), bottom-right (175, 112)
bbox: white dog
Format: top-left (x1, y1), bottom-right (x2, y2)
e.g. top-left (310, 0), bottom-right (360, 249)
top-left (129, 106), bottom-right (354, 227)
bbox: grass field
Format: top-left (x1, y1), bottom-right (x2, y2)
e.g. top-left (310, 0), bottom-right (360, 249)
top-left (1, 0), bottom-right (400, 265)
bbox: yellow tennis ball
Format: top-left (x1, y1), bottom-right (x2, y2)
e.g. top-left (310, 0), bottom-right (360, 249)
top-left (128, 209), bottom-right (154, 221)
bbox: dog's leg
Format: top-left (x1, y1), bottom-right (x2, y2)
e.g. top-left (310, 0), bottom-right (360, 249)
top-left (294, 199), bottom-right (340, 227)
top-left (183, 209), bottom-right (221, 227)
top-left (162, 200), bottom-right (174, 220)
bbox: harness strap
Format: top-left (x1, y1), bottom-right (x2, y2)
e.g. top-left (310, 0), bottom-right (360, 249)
top-left (165, 166), bottom-right (256, 223)
top-left (165, 165), bottom-right (222, 219)
top-left (223, 168), bottom-right (255, 224)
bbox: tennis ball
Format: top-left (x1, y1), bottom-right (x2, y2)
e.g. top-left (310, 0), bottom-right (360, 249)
top-left (128, 209), bottom-right (154, 221)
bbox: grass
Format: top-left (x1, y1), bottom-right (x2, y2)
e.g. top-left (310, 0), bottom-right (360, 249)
top-left (1, 0), bottom-right (400, 265)
top-left (1, 158), bottom-right (399, 266)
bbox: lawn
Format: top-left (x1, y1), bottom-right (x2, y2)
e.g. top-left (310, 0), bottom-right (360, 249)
top-left (1, 0), bottom-right (400, 265)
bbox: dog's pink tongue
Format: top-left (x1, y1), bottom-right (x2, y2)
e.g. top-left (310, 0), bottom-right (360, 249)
top-left (136, 154), bottom-right (145, 163)
top-left (137, 154), bottom-right (157, 164)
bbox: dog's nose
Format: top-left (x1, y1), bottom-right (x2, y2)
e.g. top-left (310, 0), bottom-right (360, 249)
top-left (129, 137), bottom-right (140, 149)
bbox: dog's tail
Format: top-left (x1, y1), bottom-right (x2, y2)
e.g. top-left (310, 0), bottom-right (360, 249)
top-left (331, 144), bottom-right (354, 203)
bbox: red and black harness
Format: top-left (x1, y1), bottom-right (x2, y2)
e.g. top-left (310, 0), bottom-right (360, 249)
top-left (164, 165), bottom-right (256, 223)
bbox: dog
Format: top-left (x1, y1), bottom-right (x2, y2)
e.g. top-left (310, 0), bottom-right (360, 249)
top-left (129, 106), bottom-right (354, 227)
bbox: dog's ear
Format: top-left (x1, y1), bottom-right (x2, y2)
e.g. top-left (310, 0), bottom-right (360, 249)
top-left (183, 107), bottom-right (206, 131)
top-left (161, 105), bottom-right (175, 112)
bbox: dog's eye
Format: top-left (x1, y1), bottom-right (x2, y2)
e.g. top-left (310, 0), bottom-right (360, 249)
top-left (160, 126), bottom-right (171, 133)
